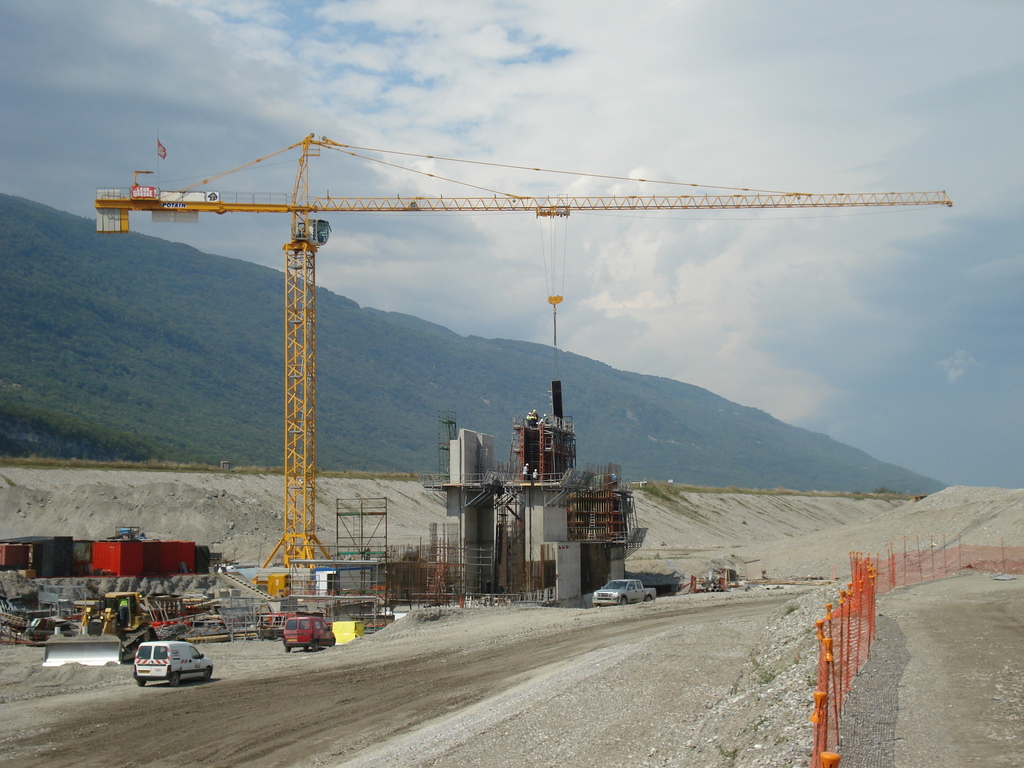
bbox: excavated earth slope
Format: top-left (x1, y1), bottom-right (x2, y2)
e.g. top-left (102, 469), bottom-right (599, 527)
top-left (0, 466), bottom-right (905, 572)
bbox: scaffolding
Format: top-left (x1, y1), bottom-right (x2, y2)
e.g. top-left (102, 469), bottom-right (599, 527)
top-left (510, 414), bottom-right (575, 483)
top-left (280, 497), bottom-right (391, 630)
top-left (425, 522), bottom-right (463, 604)
top-left (336, 497), bottom-right (388, 563)
top-left (37, 585), bottom-right (90, 618)
top-left (494, 491), bottom-right (527, 593)
top-left (385, 520), bottom-right (558, 606)
top-left (218, 596), bottom-right (264, 640)
top-left (566, 464), bottom-right (635, 544)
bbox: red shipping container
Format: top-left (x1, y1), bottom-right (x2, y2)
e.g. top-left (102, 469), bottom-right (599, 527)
top-left (142, 540), bottom-right (162, 576)
top-left (90, 541), bottom-right (113, 575)
top-left (177, 541), bottom-right (196, 574)
top-left (158, 541), bottom-right (179, 574)
top-left (0, 543), bottom-right (31, 569)
top-left (91, 540), bottom-right (144, 577)
top-left (160, 541), bottom-right (196, 574)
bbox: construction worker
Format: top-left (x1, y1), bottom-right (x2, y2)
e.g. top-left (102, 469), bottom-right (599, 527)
top-left (526, 409), bottom-right (538, 428)
top-left (118, 596), bottom-right (130, 629)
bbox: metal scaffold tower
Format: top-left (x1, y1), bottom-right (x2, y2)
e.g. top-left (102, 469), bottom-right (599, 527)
top-left (281, 496), bottom-right (390, 630)
top-left (333, 496), bottom-right (389, 628)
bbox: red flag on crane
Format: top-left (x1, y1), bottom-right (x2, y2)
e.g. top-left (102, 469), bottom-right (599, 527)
top-left (157, 140), bottom-right (167, 159)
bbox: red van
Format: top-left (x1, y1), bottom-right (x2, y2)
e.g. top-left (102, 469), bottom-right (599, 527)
top-left (282, 614), bottom-right (336, 653)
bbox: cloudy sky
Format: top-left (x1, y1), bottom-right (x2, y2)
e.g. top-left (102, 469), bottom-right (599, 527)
top-left (1, 1), bottom-right (1021, 488)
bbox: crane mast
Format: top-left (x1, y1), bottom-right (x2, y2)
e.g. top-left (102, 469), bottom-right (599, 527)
top-left (275, 136), bottom-right (328, 565)
top-left (95, 135), bottom-right (952, 568)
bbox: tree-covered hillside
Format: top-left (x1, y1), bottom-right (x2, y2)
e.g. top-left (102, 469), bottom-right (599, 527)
top-left (0, 194), bottom-right (944, 493)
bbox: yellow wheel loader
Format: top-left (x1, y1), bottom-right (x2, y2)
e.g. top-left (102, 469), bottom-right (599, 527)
top-left (43, 591), bottom-right (156, 666)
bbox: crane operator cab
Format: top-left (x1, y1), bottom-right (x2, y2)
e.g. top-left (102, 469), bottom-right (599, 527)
top-left (294, 219), bottom-right (331, 246)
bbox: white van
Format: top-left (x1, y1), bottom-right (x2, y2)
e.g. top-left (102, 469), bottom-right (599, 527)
top-left (133, 640), bottom-right (213, 687)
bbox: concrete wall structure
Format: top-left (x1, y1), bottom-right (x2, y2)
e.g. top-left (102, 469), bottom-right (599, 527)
top-left (450, 429), bottom-right (494, 483)
top-left (555, 542), bottom-right (581, 606)
top-left (447, 429), bottom-right (497, 593)
top-left (441, 427), bottom-right (629, 604)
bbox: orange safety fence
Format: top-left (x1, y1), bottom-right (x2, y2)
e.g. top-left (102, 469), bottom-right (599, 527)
top-left (809, 540), bottom-right (1024, 768)
top-left (878, 540), bottom-right (1024, 593)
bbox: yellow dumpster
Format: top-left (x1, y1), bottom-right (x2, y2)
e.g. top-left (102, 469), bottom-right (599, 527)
top-left (332, 621), bottom-right (365, 644)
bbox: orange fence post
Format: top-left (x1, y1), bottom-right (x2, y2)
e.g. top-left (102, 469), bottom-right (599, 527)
top-left (866, 564), bottom-right (876, 653)
top-left (810, 689), bottom-right (828, 767)
top-left (840, 587), bottom-right (852, 698)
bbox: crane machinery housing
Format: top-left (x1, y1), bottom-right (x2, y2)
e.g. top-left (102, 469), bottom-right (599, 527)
top-left (95, 134), bottom-right (952, 572)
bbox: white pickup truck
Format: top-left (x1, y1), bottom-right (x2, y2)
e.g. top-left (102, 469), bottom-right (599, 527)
top-left (592, 579), bottom-right (656, 606)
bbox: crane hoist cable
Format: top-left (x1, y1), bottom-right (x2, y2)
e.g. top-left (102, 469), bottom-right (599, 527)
top-left (538, 210), bottom-right (569, 380)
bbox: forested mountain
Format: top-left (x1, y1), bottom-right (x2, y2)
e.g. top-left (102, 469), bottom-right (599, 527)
top-left (0, 194), bottom-right (943, 493)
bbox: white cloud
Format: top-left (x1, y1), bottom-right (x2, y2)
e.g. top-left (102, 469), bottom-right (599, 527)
top-left (937, 350), bottom-right (980, 384)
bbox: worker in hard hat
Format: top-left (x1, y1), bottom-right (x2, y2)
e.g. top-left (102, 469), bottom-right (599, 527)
top-left (118, 596), bottom-right (130, 629)
top-left (527, 410), bottom-right (539, 428)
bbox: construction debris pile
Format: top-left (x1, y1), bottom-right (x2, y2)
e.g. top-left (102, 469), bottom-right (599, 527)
top-left (0, 572), bottom-right (296, 652)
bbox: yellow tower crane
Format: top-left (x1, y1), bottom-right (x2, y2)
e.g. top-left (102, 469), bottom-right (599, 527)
top-left (95, 134), bottom-right (952, 567)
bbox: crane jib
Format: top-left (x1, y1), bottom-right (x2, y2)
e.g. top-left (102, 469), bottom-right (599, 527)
top-left (95, 190), bottom-right (953, 216)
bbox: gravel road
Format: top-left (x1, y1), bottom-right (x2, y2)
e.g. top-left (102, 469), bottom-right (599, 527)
top-left (1, 588), bottom-right (819, 768)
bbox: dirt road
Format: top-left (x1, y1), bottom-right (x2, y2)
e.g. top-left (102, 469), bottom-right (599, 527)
top-left (1, 592), bottom-right (800, 768)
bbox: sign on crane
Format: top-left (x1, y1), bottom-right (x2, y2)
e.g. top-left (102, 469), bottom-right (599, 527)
top-left (95, 134), bottom-right (952, 568)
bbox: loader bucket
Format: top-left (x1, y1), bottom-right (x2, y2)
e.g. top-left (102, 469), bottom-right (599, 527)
top-left (42, 635), bottom-right (124, 667)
